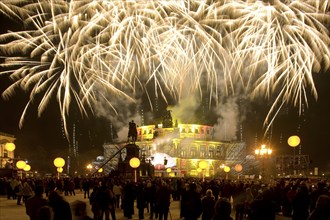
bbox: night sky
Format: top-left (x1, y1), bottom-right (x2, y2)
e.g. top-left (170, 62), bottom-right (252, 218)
top-left (0, 9), bottom-right (330, 173)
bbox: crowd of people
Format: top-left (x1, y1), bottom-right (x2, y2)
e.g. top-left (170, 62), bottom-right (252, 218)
top-left (0, 176), bottom-right (330, 220)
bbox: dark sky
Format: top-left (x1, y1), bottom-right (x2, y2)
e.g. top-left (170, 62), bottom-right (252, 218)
top-left (0, 11), bottom-right (329, 173)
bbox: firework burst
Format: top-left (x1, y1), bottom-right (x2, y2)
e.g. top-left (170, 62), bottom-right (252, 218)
top-left (0, 0), bottom-right (329, 134)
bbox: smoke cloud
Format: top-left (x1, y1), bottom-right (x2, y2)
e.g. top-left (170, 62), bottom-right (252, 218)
top-left (168, 95), bottom-right (200, 124)
top-left (213, 97), bottom-right (239, 141)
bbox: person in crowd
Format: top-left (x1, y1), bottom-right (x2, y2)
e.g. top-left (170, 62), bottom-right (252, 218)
top-left (286, 184), bottom-right (297, 216)
top-left (48, 190), bottom-right (72, 220)
top-left (213, 197), bottom-right (233, 220)
top-left (181, 182), bottom-right (202, 220)
top-left (309, 181), bottom-right (329, 212)
top-left (16, 180), bottom-right (23, 205)
top-left (26, 185), bottom-right (49, 220)
top-left (244, 187), bottom-right (254, 218)
top-left (221, 180), bottom-right (234, 200)
top-left (6, 178), bottom-right (13, 200)
top-left (156, 181), bottom-right (171, 220)
top-left (96, 181), bottom-right (116, 220)
top-left (122, 181), bottom-right (136, 219)
top-left (308, 195), bottom-right (330, 220)
top-left (209, 180), bottom-right (220, 202)
top-left (82, 179), bottom-right (90, 199)
top-left (145, 180), bottom-right (157, 219)
top-left (69, 179), bottom-right (76, 196)
top-left (37, 206), bottom-right (54, 220)
top-left (113, 182), bottom-right (122, 209)
top-left (64, 178), bottom-right (70, 196)
top-left (45, 179), bottom-right (53, 196)
top-left (56, 178), bottom-right (63, 193)
top-left (22, 181), bottom-right (34, 203)
top-left (249, 189), bottom-right (276, 220)
top-left (180, 183), bottom-right (190, 219)
top-left (71, 200), bottom-right (93, 220)
top-left (201, 189), bottom-right (216, 220)
top-left (89, 186), bottom-right (101, 220)
top-left (232, 182), bottom-right (246, 220)
top-left (136, 182), bottom-right (147, 220)
top-left (10, 178), bottom-right (19, 200)
top-left (292, 184), bottom-right (310, 220)
top-left (281, 182), bottom-right (293, 217)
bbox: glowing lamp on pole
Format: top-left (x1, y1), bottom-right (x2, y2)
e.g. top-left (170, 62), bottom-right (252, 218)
top-left (5, 143), bottom-right (16, 152)
top-left (288, 135), bottom-right (300, 175)
top-left (57, 167), bottom-right (63, 173)
top-left (197, 167), bottom-right (202, 177)
top-left (166, 168), bottom-right (172, 177)
top-left (288, 135), bottom-right (300, 147)
top-left (54, 157), bottom-right (65, 179)
top-left (234, 164), bottom-right (243, 179)
top-left (199, 160), bottom-right (208, 182)
top-left (129, 157), bottom-right (140, 182)
top-left (254, 144), bottom-right (272, 179)
top-left (23, 164), bottom-right (31, 172)
top-left (224, 166), bottom-right (230, 179)
top-left (16, 160), bottom-right (26, 179)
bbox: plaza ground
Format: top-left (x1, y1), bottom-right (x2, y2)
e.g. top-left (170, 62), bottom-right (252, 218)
top-left (0, 190), bottom-right (291, 220)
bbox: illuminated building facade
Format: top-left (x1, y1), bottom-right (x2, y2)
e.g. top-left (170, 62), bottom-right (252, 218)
top-left (0, 132), bottom-right (16, 168)
top-left (104, 123), bottom-right (246, 177)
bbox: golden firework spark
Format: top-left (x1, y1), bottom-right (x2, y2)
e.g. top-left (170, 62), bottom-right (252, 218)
top-left (0, 0), bottom-right (329, 133)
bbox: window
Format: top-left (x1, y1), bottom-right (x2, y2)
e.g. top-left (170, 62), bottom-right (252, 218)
top-left (200, 145), bottom-right (206, 157)
top-left (180, 146), bottom-right (187, 157)
top-left (190, 145), bottom-right (197, 157)
top-left (209, 145), bottom-right (215, 158)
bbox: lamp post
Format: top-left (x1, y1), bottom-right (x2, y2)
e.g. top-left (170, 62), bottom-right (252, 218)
top-left (166, 168), bottom-right (172, 177)
top-left (199, 160), bottom-right (208, 182)
top-left (86, 164), bottom-right (93, 175)
top-left (197, 167), bottom-right (202, 178)
top-left (129, 157), bottom-right (140, 182)
top-left (54, 157), bottom-right (65, 179)
top-left (255, 144), bottom-right (272, 179)
top-left (234, 164), bottom-right (243, 179)
top-left (288, 135), bottom-right (300, 176)
top-left (224, 166), bottom-right (230, 179)
top-left (16, 160), bottom-right (26, 179)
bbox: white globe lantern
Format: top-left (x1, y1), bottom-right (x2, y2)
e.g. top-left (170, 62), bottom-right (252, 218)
top-left (199, 161), bottom-right (208, 169)
top-left (53, 157), bottom-right (65, 168)
top-left (5, 143), bottom-right (16, 152)
top-left (224, 166), bottom-right (230, 173)
top-left (23, 164), bottom-right (31, 172)
top-left (234, 164), bottom-right (243, 172)
top-left (288, 135), bottom-right (300, 148)
top-left (129, 157), bottom-right (141, 168)
top-left (16, 160), bottom-right (26, 169)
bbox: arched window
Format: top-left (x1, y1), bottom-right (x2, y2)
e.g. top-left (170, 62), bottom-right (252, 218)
top-left (209, 145), bottom-right (215, 158)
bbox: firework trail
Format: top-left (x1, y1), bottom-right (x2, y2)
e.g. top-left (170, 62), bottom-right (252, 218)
top-left (0, 0), bottom-right (329, 134)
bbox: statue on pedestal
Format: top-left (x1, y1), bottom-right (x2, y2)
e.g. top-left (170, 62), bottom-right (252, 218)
top-left (128, 120), bottom-right (137, 143)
